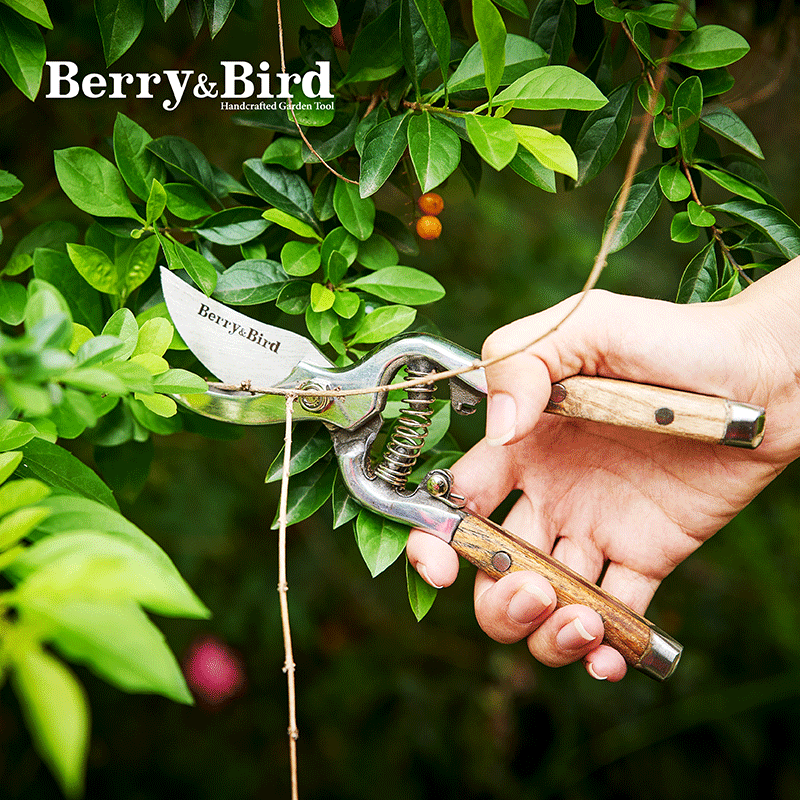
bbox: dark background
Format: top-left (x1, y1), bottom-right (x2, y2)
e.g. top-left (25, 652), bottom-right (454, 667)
top-left (1, 1), bottom-right (800, 797)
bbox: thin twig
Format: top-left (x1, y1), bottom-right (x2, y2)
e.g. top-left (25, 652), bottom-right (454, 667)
top-left (275, 0), bottom-right (358, 185)
top-left (277, 393), bottom-right (299, 800)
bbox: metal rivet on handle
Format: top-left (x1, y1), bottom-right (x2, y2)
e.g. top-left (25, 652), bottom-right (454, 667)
top-left (655, 407), bottom-right (675, 425)
top-left (549, 384), bottom-right (567, 405)
top-left (491, 551), bottom-right (512, 572)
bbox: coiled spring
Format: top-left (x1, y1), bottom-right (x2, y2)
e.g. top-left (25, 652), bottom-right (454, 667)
top-left (375, 367), bottom-right (436, 489)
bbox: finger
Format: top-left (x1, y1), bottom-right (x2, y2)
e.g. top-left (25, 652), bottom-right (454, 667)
top-left (407, 529), bottom-right (459, 588)
top-left (584, 644), bottom-right (628, 682)
top-left (524, 604), bottom-right (605, 668)
top-left (473, 571), bottom-right (557, 644)
top-left (449, 438), bottom-right (518, 518)
top-left (600, 562), bottom-right (662, 616)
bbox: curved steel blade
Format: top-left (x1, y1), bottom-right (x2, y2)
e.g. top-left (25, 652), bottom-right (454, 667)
top-left (161, 267), bottom-right (334, 387)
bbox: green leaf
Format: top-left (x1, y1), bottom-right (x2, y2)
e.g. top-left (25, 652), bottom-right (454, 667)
top-left (25, 279), bottom-right (72, 331)
top-left (508, 148), bottom-right (557, 192)
top-left (528, 0), bottom-right (576, 66)
top-left (707, 271), bottom-right (742, 301)
top-left (356, 508), bottom-right (409, 577)
top-left (0, 477), bottom-right (49, 518)
top-left (195, 207), bottom-right (270, 245)
top-left (694, 164), bottom-right (767, 203)
top-left (407, 112), bottom-right (461, 193)
top-left (492, 65), bottom-right (608, 111)
top-left (18, 438), bottom-right (119, 510)
top-left (407, 557), bottom-right (437, 620)
top-left (54, 148), bottom-right (142, 221)
top-left (403, 0), bottom-right (450, 87)
top-left (31, 494), bottom-right (209, 617)
top-left (653, 114), bottom-right (680, 148)
top-left (625, 4), bottom-right (696, 31)
top-left (265, 424), bottom-right (333, 483)
top-left (472, 0), bottom-right (506, 99)
top-left (687, 200), bottom-right (715, 227)
top-left (145, 179), bottom-right (167, 226)
top-left (375, 210), bottom-right (419, 257)
top-left (341, 2), bottom-right (402, 84)
top-left (356, 233), bottom-right (398, 269)
top-left (1, 0), bottom-right (52, 27)
top-left (321, 226), bottom-right (359, 272)
top-left (349, 305), bottom-right (416, 345)
top-left (95, 0), bottom-right (145, 65)
top-left (262, 137), bottom-right (304, 171)
top-left (243, 159), bottom-right (320, 235)
top-left (676, 242), bottom-right (718, 302)
top-left (289, 81), bottom-right (335, 127)
top-left (0, 450), bottom-right (24, 483)
top-left (147, 135), bottom-right (220, 198)
top-left (466, 115), bottom-right (518, 171)
top-left (204, 0), bottom-right (235, 37)
top-left (132, 317), bottom-right (173, 358)
top-left (11, 646), bottom-right (88, 799)
top-left (359, 113), bottom-right (411, 198)
top-left (0, 168), bottom-right (23, 201)
top-left (0, 5), bottom-right (45, 100)
top-left (281, 241), bottom-right (321, 277)
top-left (669, 25), bottom-right (750, 70)
top-left (710, 199), bottom-right (800, 259)
top-left (158, 235), bottom-right (218, 295)
top-left (659, 163), bottom-right (691, 201)
top-left (37, 600), bottom-right (192, 703)
top-left (449, 34), bottom-right (547, 93)
top-left (102, 307), bottom-right (139, 359)
top-left (602, 165), bottom-right (662, 253)
top-left (270, 457), bottom-right (337, 528)
top-left (513, 125), bottom-right (577, 179)
top-left (0, 505), bottom-right (51, 550)
top-left (401, 0), bottom-right (442, 94)
top-left (276, 281), bottom-right (311, 315)
top-left (346, 266), bottom-right (445, 305)
top-left (700, 106), bottom-right (764, 160)
top-left (331, 470), bottom-right (361, 528)
top-left (0, 278), bottom-right (27, 325)
top-left (305, 306), bottom-right (340, 347)
top-left (164, 183), bottom-right (215, 220)
top-left (571, 79), bottom-right (634, 186)
top-left (671, 211), bottom-right (700, 242)
top-left (310, 282), bottom-right (335, 312)
top-left (333, 179), bottom-right (375, 241)
top-left (332, 290), bottom-right (361, 318)
top-left (0, 421), bottom-right (37, 452)
top-left (302, 0), bottom-right (337, 26)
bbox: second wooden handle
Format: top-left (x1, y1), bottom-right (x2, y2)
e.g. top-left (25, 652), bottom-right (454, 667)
top-left (545, 376), bottom-right (765, 448)
top-left (450, 512), bottom-right (682, 680)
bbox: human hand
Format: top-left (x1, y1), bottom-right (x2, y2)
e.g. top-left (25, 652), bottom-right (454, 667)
top-left (408, 258), bottom-right (800, 681)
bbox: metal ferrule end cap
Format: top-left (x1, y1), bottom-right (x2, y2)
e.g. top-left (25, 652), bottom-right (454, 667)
top-left (722, 402), bottom-right (766, 448)
top-left (636, 628), bottom-right (683, 681)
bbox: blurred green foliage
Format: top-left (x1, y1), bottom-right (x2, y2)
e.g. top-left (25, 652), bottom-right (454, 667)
top-left (2, 0), bottom-right (800, 798)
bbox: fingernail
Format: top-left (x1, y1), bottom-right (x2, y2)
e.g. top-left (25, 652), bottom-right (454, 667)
top-left (417, 563), bottom-right (444, 589)
top-left (586, 662), bottom-right (608, 681)
top-left (486, 393), bottom-right (516, 446)
top-left (556, 618), bottom-right (597, 651)
top-left (507, 583), bottom-right (552, 624)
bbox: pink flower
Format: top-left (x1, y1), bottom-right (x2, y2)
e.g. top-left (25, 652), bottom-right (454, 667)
top-left (183, 635), bottom-right (246, 707)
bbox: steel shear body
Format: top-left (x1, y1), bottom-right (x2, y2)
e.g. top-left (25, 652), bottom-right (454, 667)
top-left (163, 267), bottom-right (767, 681)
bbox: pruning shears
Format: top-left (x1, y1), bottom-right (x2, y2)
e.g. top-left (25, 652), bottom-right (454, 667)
top-left (161, 267), bottom-right (766, 681)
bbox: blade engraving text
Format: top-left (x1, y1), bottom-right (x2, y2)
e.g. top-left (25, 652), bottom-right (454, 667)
top-left (198, 303), bottom-right (281, 353)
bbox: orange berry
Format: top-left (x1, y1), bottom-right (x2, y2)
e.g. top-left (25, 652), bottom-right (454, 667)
top-left (416, 215), bottom-right (442, 240)
top-left (417, 192), bottom-right (444, 216)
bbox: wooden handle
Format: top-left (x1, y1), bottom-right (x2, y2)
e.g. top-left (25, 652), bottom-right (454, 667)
top-left (451, 512), bottom-right (682, 680)
top-left (545, 376), bottom-right (765, 448)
